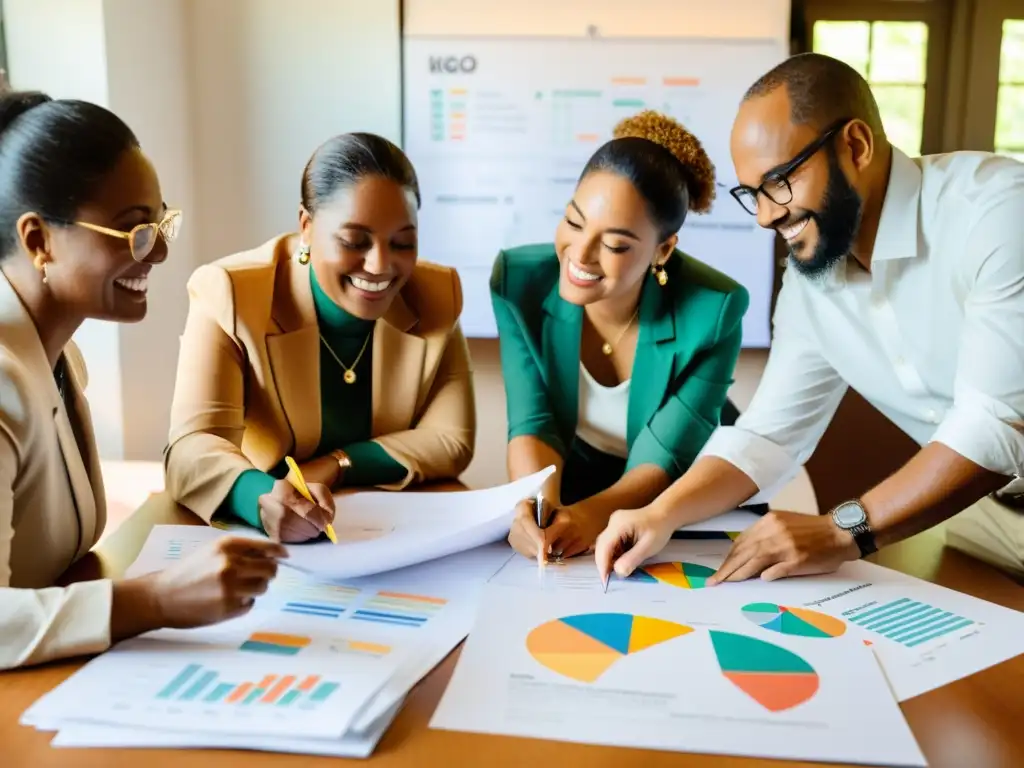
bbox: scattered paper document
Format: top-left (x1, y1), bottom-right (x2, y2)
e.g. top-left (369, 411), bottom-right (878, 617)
top-left (278, 466), bottom-right (549, 579)
top-left (26, 634), bottom-right (396, 740)
top-left (140, 468), bottom-right (547, 580)
top-left (28, 531), bottom-right (514, 755)
top-left (734, 559), bottom-right (1024, 701)
top-left (491, 540), bottom-right (1024, 702)
top-left (432, 586), bottom-right (925, 766)
top-left (124, 526), bottom-right (512, 728)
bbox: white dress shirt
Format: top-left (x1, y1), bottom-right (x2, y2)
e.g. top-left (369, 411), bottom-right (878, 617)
top-left (701, 148), bottom-right (1024, 505)
top-left (577, 363), bottom-right (630, 459)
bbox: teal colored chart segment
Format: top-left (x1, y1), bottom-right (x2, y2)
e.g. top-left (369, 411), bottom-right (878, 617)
top-left (710, 630), bottom-right (815, 674)
top-left (682, 562), bottom-right (714, 588)
top-left (560, 613), bottom-right (634, 654)
top-left (626, 569), bottom-right (658, 584)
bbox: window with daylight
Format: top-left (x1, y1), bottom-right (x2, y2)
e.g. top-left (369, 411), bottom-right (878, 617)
top-left (994, 20), bottom-right (1024, 160)
top-left (812, 20), bottom-right (928, 156)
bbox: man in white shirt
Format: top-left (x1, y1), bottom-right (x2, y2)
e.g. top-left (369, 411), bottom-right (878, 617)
top-left (595, 52), bottom-right (1024, 584)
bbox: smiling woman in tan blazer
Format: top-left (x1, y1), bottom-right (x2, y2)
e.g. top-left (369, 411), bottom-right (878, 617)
top-left (0, 91), bottom-right (285, 671)
top-left (165, 133), bottom-right (475, 542)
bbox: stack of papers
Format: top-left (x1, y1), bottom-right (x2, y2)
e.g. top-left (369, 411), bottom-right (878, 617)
top-left (21, 469), bottom-right (554, 756)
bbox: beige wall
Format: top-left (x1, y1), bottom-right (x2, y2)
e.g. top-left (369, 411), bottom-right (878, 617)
top-left (404, 0), bottom-right (790, 39)
top-left (188, 0), bottom-right (402, 263)
top-left (4, 0), bottom-right (126, 457)
top-left (103, 0), bottom-right (197, 460)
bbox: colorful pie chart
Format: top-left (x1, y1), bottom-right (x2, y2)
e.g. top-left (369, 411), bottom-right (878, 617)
top-left (627, 561), bottom-right (716, 589)
top-left (526, 613), bottom-right (693, 683)
top-left (526, 614), bottom-right (819, 712)
top-left (741, 603), bottom-right (847, 639)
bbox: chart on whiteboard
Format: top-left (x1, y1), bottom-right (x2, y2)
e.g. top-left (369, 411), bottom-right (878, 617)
top-left (402, 35), bottom-right (786, 343)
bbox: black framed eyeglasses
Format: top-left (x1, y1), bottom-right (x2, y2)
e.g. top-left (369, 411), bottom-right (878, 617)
top-left (729, 117), bottom-right (852, 216)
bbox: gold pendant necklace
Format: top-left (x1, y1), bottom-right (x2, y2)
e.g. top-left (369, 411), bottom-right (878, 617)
top-left (600, 306), bottom-right (640, 356)
top-left (319, 330), bottom-right (372, 384)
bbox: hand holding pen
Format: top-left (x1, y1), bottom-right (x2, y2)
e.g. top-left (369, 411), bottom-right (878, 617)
top-left (256, 457), bottom-right (338, 544)
top-left (507, 493), bottom-right (553, 562)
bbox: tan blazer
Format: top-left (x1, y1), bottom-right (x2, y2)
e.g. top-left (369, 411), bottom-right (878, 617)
top-left (165, 235), bottom-right (476, 522)
top-left (0, 272), bottom-right (111, 670)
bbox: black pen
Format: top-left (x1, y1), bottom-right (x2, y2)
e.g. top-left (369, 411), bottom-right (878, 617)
top-left (535, 492), bottom-right (548, 572)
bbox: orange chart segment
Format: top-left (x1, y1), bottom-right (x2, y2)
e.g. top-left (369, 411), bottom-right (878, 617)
top-left (786, 607), bottom-right (847, 638)
top-left (532, 652), bottom-right (621, 683)
top-left (723, 672), bottom-right (820, 713)
top-left (644, 562), bottom-right (691, 588)
top-left (630, 561), bottom-right (715, 589)
top-left (525, 617), bottom-right (620, 656)
top-left (710, 630), bottom-right (818, 712)
top-left (742, 602), bottom-right (846, 639)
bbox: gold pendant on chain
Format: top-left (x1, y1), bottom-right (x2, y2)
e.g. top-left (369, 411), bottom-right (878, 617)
top-left (601, 342), bottom-right (613, 356)
top-left (343, 370), bottom-right (357, 385)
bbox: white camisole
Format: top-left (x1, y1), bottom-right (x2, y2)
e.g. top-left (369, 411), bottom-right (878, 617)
top-left (575, 363), bottom-right (630, 458)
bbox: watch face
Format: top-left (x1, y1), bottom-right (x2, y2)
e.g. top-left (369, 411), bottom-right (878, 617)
top-left (834, 502), bottom-right (866, 529)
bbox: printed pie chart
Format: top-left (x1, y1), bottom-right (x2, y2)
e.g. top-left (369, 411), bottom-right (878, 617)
top-left (526, 615), bottom-right (819, 713)
top-left (742, 602), bottom-right (847, 639)
top-left (627, 561), bottom-right (716, 589)
top-left (526, 613), bottom-right (693, 683)
top-left (710, 630), bottom-right (820, 712)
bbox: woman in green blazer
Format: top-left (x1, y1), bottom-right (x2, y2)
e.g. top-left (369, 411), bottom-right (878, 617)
top-left (492, 110), bottom-right (750, 561)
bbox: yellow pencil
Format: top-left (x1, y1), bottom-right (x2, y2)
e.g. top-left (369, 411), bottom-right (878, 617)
top-left (284, 456), bottom-right (338, 544)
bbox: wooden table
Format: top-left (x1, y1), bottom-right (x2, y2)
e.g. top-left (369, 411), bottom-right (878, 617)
top-left (3, 495), bottom-right (1023, 768)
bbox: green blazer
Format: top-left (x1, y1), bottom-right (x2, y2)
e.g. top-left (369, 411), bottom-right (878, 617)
top-left (490, 243), bottom-right (749, 480)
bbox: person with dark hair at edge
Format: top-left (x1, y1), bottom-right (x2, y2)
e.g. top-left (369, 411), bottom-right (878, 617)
top-left (165, 134), bottom-right (475, 542)
top-left (0, 91), bottom-right (287, 671)
top-left (494, 110), bottom-right (750, 562)
top-left (596, 53), bottom-right (1024, 584)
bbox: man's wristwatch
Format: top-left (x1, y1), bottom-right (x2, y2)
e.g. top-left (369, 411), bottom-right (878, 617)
top-left (330, 449), bottom-right (352, 484)
top-left (830, 499), bottom-right (877, 558)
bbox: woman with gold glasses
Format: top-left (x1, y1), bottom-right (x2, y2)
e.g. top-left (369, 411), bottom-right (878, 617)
top-left (165, 133), bottom-right (475, 542)
top-left (0, 91), bottom-right (287, 671)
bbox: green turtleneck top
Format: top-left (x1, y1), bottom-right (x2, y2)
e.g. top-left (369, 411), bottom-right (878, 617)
top-left (221, 268), bottom-right (407, 530)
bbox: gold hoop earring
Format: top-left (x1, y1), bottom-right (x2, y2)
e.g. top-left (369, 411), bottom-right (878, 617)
top-left (297, 243), bottom-right (311, 265)
top-left (652, 264), bottom-right (668, 287)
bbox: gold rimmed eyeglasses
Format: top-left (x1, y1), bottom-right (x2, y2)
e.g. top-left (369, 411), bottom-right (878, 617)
top-left (73, 208), bottom-right (183, 262)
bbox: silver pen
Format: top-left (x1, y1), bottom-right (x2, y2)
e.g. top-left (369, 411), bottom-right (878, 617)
top-left (535, 492), bottom-right (547, 572)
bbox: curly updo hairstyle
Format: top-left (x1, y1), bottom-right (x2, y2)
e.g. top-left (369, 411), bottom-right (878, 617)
top-left (580, 109), bottom-right (716, 241)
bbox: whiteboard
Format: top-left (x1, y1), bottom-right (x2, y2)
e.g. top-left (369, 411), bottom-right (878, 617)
top-left (402, 36), bottom-right (787, 345)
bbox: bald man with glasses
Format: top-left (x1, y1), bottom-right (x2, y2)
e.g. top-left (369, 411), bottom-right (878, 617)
top-left (596, 52), bottom-right (1024, 585)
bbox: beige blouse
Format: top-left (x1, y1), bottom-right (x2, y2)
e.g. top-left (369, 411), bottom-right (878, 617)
top-left (0, 271), bottom-right (111, 670)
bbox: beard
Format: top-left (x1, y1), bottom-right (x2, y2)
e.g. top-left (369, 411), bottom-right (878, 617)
top-left (787, 148), bottom-right (863, 281)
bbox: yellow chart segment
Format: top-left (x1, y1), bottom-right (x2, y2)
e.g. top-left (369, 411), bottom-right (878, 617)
top-left (643, 562), bottom-right (693, 588)
top-left (628, 617), bottom-right (694, 653)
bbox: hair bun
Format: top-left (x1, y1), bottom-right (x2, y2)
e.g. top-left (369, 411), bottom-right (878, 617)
top-left (0, 90), bottom-right (52, 137)
top-left (613, 109), bottom-right (716, 213)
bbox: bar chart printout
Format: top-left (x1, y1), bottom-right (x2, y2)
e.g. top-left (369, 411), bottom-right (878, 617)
top-left (270, 571), bottom-right (361, 619)
top-left (845, 598), bottom-right (975, 648)
top-left (155, 663), bottom-right (340, 710)
top-left (352, 591), bottom-right (448, 628)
